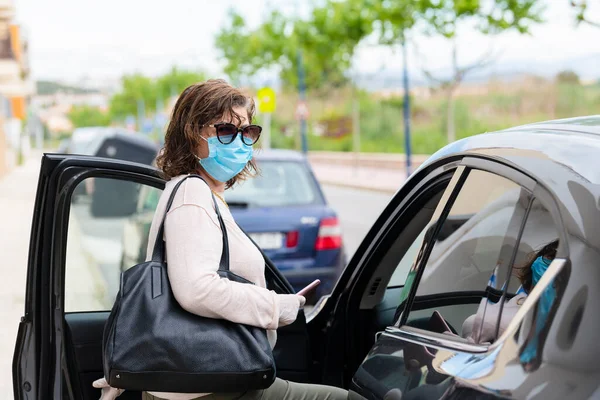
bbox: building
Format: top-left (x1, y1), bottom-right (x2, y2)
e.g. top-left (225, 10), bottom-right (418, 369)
top-left (0, 0), bottom-right (33, 177)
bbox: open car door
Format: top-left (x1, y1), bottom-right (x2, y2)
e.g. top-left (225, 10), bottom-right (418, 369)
top-left (13, 154), bottom-right (311, 400)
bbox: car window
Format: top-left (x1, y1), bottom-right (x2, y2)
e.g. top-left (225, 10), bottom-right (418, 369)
top-left (388, 228), bottom-right (426, 287)
top-left (225, 160), bottom-right (322, 207)
top-left (138, 184), bottom-right (160, 212)
top-left (403, 169), bottom-right (532, 343)
top-left (65, 177), bottom-right (162, 312)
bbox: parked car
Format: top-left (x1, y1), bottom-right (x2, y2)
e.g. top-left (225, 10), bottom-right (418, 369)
top-left (68, 128), bottom-right (159, 204)
top-left (13, 116), bottom-right (600, 400)
top-left (65, 127), bottom-right (106, 155)
top-left (120, 149), bottom-right (345, 301)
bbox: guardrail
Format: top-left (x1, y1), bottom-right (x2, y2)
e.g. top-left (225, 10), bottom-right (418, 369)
top-left (307, 151), bottom-right (431, 170)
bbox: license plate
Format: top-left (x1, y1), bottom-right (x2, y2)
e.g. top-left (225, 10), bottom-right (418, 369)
top-left (249, 232), bottom-right (284, 250)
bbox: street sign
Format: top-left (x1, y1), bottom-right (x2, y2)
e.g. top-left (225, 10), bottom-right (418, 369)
top-left (257, 87), bottom-right (276, 113)
top-left (295, 101), bottom-right (309, 121)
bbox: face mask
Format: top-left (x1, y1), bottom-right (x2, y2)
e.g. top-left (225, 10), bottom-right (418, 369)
top-left (198, 135), bottom-right (253, 182)
top-left (520, 256), bottom-right (556, 364)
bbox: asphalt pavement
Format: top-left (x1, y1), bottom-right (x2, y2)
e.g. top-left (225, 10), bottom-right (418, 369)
top-left (321, 184), bottom-right (393, 260)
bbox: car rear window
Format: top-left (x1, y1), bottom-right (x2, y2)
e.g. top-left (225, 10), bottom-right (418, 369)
top-left (226, 160), bottom-right (322, 207)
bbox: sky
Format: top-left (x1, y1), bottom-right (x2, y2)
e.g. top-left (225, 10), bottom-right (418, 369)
top-left (13, 0), bottom-right (600, 85)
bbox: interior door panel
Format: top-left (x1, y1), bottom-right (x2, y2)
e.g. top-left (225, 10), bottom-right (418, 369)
top-left (65, 312), bottom-right (140, 400)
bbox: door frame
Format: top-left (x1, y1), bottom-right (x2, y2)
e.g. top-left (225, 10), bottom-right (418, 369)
top-left (307, 154), bottom-right (466, 386)
top-left (14, 155), bottom-right (165, 400)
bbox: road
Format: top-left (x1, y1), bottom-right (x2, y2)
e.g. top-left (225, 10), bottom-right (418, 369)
top-left (321, 185), bottom-right (394, 260)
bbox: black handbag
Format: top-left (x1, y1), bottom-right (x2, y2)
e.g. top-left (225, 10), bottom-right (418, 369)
top-left (102, 174), bottom-right (276, 393)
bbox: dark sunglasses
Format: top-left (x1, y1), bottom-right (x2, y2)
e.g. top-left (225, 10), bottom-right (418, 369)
top-left (204, 122), bottom-right (262, 145)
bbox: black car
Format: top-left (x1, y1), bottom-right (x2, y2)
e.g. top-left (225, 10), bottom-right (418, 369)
top-left (13, 116), bottom-right (600, 400)
top-left (64, 128), bottom-right (158, 204)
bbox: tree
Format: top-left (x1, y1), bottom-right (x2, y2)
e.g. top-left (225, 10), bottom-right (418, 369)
top-left (420, 45), bottom-right (496, 143)
top-left (68, 105), bottom-right (111, 128)
top-left (556, 70), bottom-right (581, 85)
top-left (109, 74), bottom-right (157, 120)
top-left (109, 68), bottom-right (205, 120)
top-left (156, 67), bottom-right (205, 100)
top-left (417, 0), bottom-right (544, 143)
top-left (571, 0), bottom-right (600, 28)
top-left (214, 2), bottom-right (375, 90)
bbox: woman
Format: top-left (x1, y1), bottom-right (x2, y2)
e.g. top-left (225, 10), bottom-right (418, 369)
top-left (94, 79), bottom-right (348, 400)
top-left (460, 239), bottom-right (559, 344)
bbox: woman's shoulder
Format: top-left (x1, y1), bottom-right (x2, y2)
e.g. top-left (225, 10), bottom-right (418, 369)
top-left (166, 174), bottom-right (214, 209)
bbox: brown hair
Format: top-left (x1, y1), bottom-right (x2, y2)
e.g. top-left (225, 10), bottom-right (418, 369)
top-left (515, 239), bottom-right (559, 293)
top-left (156, 79), bottom-right (258, 188)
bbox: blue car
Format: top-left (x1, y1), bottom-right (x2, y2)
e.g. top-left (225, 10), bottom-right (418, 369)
top-left (225, 149), bottom-right (346, 299)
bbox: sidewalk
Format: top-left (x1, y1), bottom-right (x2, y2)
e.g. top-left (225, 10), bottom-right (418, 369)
top-left (0, 151), bottom-right (42, 397)
top-left (310, 162), bottom-right (408, 194)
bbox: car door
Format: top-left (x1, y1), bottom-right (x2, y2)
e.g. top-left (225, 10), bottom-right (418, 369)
top-left (346, 157), bottom-right (571, 399)
top-left (13, 154), bottom-right (312, 400)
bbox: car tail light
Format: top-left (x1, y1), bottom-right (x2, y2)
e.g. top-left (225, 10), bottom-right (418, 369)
top-left (315, 217), bottom-right (342, 250)
top-left (286, 231), bottom-right (299, 248)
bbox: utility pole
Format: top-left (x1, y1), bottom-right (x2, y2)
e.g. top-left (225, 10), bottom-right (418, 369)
top-left (297, 49), bottom-right (308, 154)
top-left (401, 38), bottom-right (412, 178)
top-left (352, 82), bottom-right (360, 176)
top-left (137, 98), bottom-right (145, 132)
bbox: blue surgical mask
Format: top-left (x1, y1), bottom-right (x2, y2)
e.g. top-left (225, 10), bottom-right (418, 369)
top-left (520, 256), bottom-right (556, 364)
top-left (198, 135), bottom-right (253, 182)
top-left (532, 256), bottom-right (552, 286)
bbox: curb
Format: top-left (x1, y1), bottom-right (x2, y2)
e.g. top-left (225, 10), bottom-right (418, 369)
top-left (317, 179), bottom-right (398, 195)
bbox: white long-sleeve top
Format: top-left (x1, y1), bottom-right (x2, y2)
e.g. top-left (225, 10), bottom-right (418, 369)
top-left (144, 175), bottom-right (301, 400)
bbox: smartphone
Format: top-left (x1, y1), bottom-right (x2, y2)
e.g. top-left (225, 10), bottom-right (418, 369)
top-left (297, 279), bottom-right (321, 297)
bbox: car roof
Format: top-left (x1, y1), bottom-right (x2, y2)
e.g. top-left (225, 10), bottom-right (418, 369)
top-left (422, 115), bottom-right (600, 250)
top-left (254, 148), bottom-right (306, 162)
top-left (82, 128), bottom-right (158, 155)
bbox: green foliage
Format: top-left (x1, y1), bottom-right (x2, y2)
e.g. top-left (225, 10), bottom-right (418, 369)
top-left (156, 67), bottom-right (206, 101)
top-left (418, 0), bottom-right (544, 38)
top-left (265, 82), bottom-right (600, 154)
top-left (571, 0), bottom-right (600, 28)
top-left (215, 2), bottom-right (375, 89)
top-left (109, 68), bottom-right (205, 120)
top-left (214, 0), bottom-right (545, 90)
top-left (555, 70), bottom-right (580, 85)
top-left (109, 74), bottom-right (156, 120)
top-left (68, 105), bottom-right (111, 128)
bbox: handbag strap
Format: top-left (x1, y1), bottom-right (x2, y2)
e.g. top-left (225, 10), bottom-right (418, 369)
top-left (151, 174), bottom-right (230, 271)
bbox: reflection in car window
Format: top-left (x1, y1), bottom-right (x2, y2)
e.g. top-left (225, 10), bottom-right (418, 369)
top-left (225, 160), bottom-right (321, 207)
top-left (65, 177), bottom-right (162, 312)
top-left (388, 228), bottom-right (426, 287)
top-left (505, 198), bottom-right (560, 362)
top-left (404, 169), bottom-right (532, 343)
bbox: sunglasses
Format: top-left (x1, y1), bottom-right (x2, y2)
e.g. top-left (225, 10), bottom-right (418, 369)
top-left (204, 122), bottom-right (262, 145)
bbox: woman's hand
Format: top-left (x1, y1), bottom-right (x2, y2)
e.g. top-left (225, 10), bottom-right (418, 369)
top-left (278, 294), bottom-right (306, 326)
top-left (92, 377), bottom-right (124, 400)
